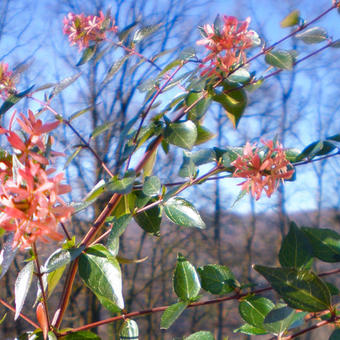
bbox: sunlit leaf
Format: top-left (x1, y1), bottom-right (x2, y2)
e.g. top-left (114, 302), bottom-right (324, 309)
top-left (184, 331), bottom-right (215, 340)
top-left (295, 27), bottom-right (328, 44)
top-left (164, 197), bottom-right (205, 229)
top-left (119, 319), bottom-right (139, 339)
top-left (265, 50), bottom-right (294, 70)
top-left (164, 121), bottom-right (197, 150)
top-left (76, 45), bottom-right (96, 66)
top-left (15, 261), bottom-right (34, 320)
top-left (0, 86), bottom-right (34, 115)
top-left (173, 253), bottom-right (201, 301)
top-left (49, 73), bottom-right (81, 99)
top-left (280, 10), bottom-right (300, 28)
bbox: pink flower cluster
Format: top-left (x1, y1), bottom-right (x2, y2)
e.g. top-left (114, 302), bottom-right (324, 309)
top-left (197, 16), bottom-right (259, 77)
top-left (231, 140), bottom-right (294, 200)
top-left (0, 63), bottom-right (16, 98)
top-left (0, 110), bottom-right (73, 249)
top-left (63, 11), bottom-right (118, 50)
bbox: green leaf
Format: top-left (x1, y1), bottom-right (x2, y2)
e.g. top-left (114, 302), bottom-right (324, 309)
top-left (119, 319), bottom-right (139, 339)
top-left (184, 331), bottom-right (215, 340)
top-left (102, 55), bottom-right (129, 86)
top-left (64, 146), bottom-right (82, 169)
top-left (44, 247), bottom-right (85, 273)
top-left (227, 68), bottom-right (251, 83)
top-left (106, 214), bottom-right (132, 256)
top-left (76, 45), bottom-right (96, 66)
top-left (134, 202), bottom-right (162, 236)
top-left (295, 27), bottom-right (328, 44)
top-left (296, 141), bottom-right (336, 161)
top-left (68, 106), bottom-right (92, 122)
top-left (191, 149), bottom-right (216, 166)
top-left (185, 91), bottom-right (211, 121)
top-left (142, 176), bottom-right (161, 196)
top-left (179, 154), bottom-right (197, 178)
top-left (279, 221), bottom-right (313, 268)
top-left (90, 122), bottom-right (114, 139)
top-left (195, 125), bottom-right (215, 145)
top-left (254, 266), bottom-right (331, 312)
top-left (301, 227), bottom-right (340, 262)
top-left (49, 73), bottom-right (81, 99)
top-left (285, 148), bottom-right (301, 163)
top-left (133, 24), bottom-right (162, 43)
top-left (0, 233), bottom-right (18, 279)
top-left (263, 305), bottom-right (296, 335)
top-left (234, 323), bottom-right (268, 335)
top-left (198, 264), bottom-right (239, 295)
top-left (79, 245), bottom-right (124, 313)
top-left (280, 10), bottom-right (300, 28)
top-left (164, 121), bottom-right (197, 150)
top-left (160, 301), bottom-right (188, 329)
top-left (329, 329), bottom-right (340, 340)
top-left (83, 179), bottom-right (106, 203)
top-left (60, 330), bottom-right (101, 339)
top-left (164, 197), bottom-right (205, 229)
top-left (265, 50), bottom-right (294, 70)
top-left (239, 296), bottom-right (274, 329)
top-left (212, 82), bottom-right (247, 128)
top-left (0, 86), bottom-right (34, 115)
top-left (15, 261), bottom-right (34, 320)
top-left (173, 253), bottom-right (201, 301)
top-left (106, 170), bottom-right (136, 195)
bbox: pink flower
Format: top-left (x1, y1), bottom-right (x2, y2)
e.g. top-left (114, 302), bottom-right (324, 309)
top-left (0, 110), bottom-right (73, 250)
top-left (0, 63), bottom-right (16, 98)
top-left (231, 140), bottom-right (294, 200)
top-left (197, 16), bottom-right (259, 77)
top-left (63, 11), bottom-right (118, 50)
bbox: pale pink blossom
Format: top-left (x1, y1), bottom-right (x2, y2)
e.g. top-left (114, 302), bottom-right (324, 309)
top-left (0, 62), bottom-right (16, 98)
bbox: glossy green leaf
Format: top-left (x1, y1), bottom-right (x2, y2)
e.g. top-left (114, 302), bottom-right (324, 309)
top-left (179, 154), bottom-right (196, 178)
top-left (233, 323), bottom-right (268, 335)
top-left (280, 10), bottom-right (300, 28)
top-left (0, 86), bottom-right (34, 115)
top-left (164, 121), bottom-right (197, 150)
top-left (15, 261), bottom-right (34, 320)
top-left (84, 179), bottom-right (106, 202)
top-left (79, 245), bottom-right (124, 313)
top-left (106, 170), bottom-right (136, 195)
top-left (263, 305), bottom-right (296, 335)
top-left (327, 134), bottom-right (340, 142)
top-left (60, 330), bottom-right (101, 339)
top-left (142, 176), bottom-right (161, 196)
top-left (164, 197), bottom-right (205, 229)
top-left (133, 24), bottom-right (162, 43)
top-left (185, 91), bottom-right (211, 121)
top-left (102, 55), bottom-right (129, 86)
top-left (279, 221), bottom-right (313, 268)
top-left (106, 214), bottom-right (132, 256)
top-left (160, 301), bottom-right (188, 329)
top-left (119, 319), bottom-right (139, 339)
top-left (49, 73), bottom-right (81, 99)
top-left (254, 266), bottom-right (331, 312)
top-left (44, 247), bottom-right (85, 273)
top-left (195, 125), bottom-right (215, 145)
top-left (0, 313), bottom-right (6, 325)
top-left (90, 122), bottom-right (114, 139)
top-left (301, 227), bottom-right (340, 262)
top-left (76, 45), bottom-right (96, 66)
top-left (329, 329), bottom-right (340, 340)
top-left (265, 50), bottom-right (294, 70)
top-left (173, 253), bottom-right (201, 301)
top-left (296, 141), bottom-right (336, 161)
top-left (239, 296), bottom-right (274, 329)
top-left (285, 148), bottom-right (301, 163)
top-left (213, 82), bottom-right (247, 128)
top-left (198, 264), bottom-right (239, 295)
top-left (134, 202), bottom-right (162, 236)
top-left (184, 331), bottom-right (215, 340)
top-left (295, 27), bottom-right (328, 44)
